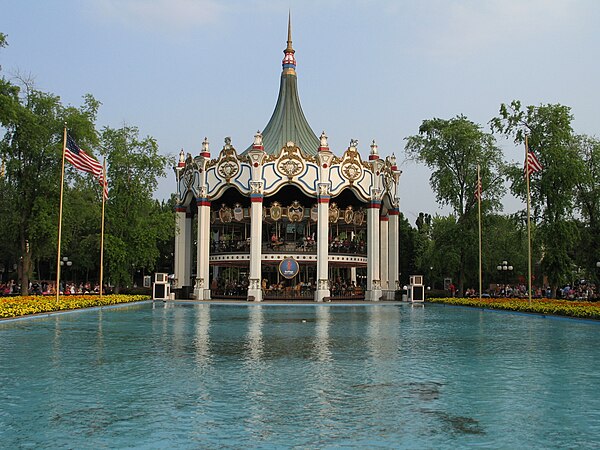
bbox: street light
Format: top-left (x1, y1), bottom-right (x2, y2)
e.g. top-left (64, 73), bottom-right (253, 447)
top-left (429, 266), bottom-right (433, 290)
top-left (60, 256), bottom-right (73, 282)
top-left (496, 260), bottom-right (513, 294)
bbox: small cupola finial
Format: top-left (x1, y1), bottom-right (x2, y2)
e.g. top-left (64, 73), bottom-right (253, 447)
top-left (253, 130), bottom-right (263, 149)
top-left (319, 131), bottom-right (329, 150)
top-left (200, 137), bottom-right (210, 157)
top-left (369, 139), bottom-right (379, 160)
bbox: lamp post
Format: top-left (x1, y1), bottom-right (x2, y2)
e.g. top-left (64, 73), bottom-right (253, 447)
top-left (496, 260), bottom-right (513, 296)
top-left (60, 256), bottom-right (73, 284)
top-left (429, 266), bottom-right (433, 290)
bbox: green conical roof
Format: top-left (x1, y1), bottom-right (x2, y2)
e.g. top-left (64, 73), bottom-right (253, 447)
top-left (245, 16), bottom-right (319, 156)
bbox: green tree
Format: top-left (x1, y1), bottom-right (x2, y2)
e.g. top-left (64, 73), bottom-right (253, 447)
top-left (397, 212), bottom-right (418, 287)
top-left (100, 125), bottom-right (173, 292)
top-left (491, 101), bottom-right (581, 292)
top-left (405, 115), bottom-right (505, 295)
top-left (573, 134), bottom-right (600, 283)
top-left (0, 71), bottom-right (99, 293)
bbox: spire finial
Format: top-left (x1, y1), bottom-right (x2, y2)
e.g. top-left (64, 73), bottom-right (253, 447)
top-left (286, 10), bottom-right (293, 52)
top-left (282, 12), bottom-right (296, 74)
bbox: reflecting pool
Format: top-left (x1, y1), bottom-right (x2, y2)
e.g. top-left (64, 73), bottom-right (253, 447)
top-left (1, 302), bottom-right (599, 449)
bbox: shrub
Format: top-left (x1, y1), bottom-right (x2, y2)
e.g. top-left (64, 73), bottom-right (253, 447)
top-left (427, 297), bottom-right (600, 320)
top-left (0, 295), bottom-right (150, 319)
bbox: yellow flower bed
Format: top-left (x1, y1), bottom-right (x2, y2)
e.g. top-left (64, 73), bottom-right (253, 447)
top-left (0, 294), bottom-right (151, 319)
top-left (427, 297), bottom-right (600, 320)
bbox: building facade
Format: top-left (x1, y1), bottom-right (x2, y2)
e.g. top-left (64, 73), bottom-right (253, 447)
top-left (173, 19), bottom-right (401, 302)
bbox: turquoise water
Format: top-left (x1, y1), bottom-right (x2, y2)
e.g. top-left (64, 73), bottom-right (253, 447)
top-left (1, 302), bottom-right (599, 449)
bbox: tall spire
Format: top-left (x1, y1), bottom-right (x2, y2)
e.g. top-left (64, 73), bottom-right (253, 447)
top-left (282, 10), bottom-right (296, 75)
top-left (286, 10), bottom-right (293, 53)
top-left (245, 14), bottom-right (319, 156)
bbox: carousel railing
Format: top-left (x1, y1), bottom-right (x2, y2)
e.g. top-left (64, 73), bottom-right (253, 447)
top-left (330, 286), bottom-right (365, 300)
top-left (211, 239), bottom-right (251, 254)
top-left (208, 286), bottom-right (366, 301)
top-left (210, 287), bottom-right (248, 300)
top-left (262, 286), bottom-right (315, 300)
top-left (259, 240), bottom-right (367, 255)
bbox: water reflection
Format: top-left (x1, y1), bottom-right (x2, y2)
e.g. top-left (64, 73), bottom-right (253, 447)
top-left (245, 305), bottom-right (264, 364)
top-left (95, 309), bottom-right (104, 366)
top-left (367, 305), bottom-right (401, 360)
top-left (52, 315), bottom-right (62, 367)
top-left (311, 306), bottom-right (338, 428)
top-left (313, 306), bottom-right (331, 362)
top-left (193, 304), bottom-right (212, 369)
top-left (171, 301), bottom-right (188, 356)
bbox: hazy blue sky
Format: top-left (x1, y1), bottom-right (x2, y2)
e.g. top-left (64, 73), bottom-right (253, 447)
top-left (2, 0), bottom-right (599, 223)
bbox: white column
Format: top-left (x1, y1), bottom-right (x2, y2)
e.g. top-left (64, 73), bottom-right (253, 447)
top-left (183, 213), bottom-right (192, 288)
top-left (350, 267), bottom-right (357, 284)
top-left (315, 193), bottom-right (330, 302)
top-left (174, 208), bottom-right (187, 289)
top-left (202, 200), bottom-right (212, 299)
top-left (366, 201), bottom-right (382, 301)
top-left (380, 214), bottom-right (389, 294)
top-left (248, 195), bottom-right (263, 302)
top-left (194, 198), bottom-right (211, 300)
top-left (388, 208), bottom-right (400, 296)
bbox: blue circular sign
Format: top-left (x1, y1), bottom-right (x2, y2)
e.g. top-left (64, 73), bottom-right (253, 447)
top-left (279, 257), bottom-right (300, 279)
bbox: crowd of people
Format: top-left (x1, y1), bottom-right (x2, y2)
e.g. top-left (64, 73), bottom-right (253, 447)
top-left (460, 282), bottom-right (600, 301)
top-left (210, 232), bottom-right (367, 255)
top-left (208, 275), bottom-right (364, 298)
top-left (210, 277), bottom-right (249, 296)
top-left (330, 277), bottom-right (363, 296)
top-left (0, 280), bottom-right (107, 296)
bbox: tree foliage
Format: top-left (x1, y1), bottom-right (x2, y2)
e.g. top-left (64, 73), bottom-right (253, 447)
top-left (0, 71), bottom-right (99, 293)
top-left (405, 115), bottom-right (505, 294)
top-left (491, 100), bottom-right (581, 289)
top-left (573, 134), bottom-right (600, 283)
top-left (1, 32), bottom-right (174, 292)
top-left (100, 125), bottom-right (173, 291)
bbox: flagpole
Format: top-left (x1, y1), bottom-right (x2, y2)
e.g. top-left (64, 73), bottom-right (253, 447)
top-left (477, 164), bottom-right (482, 301)
top-left (99, 158), bottom-right (106, 298)
top-left (525, 135), bottom-right (533, 305)
top-left (56, 124), bottom-right (67, 302)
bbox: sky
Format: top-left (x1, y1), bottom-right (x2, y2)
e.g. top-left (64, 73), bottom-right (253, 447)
top-left (2, 0), bottom-right (599, 224)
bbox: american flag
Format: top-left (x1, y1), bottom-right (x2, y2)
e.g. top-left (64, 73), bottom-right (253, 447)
top-left (525, 149), bottom-right (543, 177)
top-left (65, 135), bottom-right (108, 199)
top-left (474, 176), bottom-right (482, 201)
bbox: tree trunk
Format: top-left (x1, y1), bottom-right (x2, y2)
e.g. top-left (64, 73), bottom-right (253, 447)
top-left (19, 254), bottom-right (32, 296)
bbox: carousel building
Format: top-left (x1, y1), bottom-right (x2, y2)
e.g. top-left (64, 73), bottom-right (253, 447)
top-left (173, 19), bottom-right (401, 302)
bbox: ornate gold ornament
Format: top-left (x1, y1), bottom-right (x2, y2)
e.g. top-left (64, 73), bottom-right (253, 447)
top-left (276, 143), bottom-right (305, 179)
top-left (353, 209), bottom-right (364, 226)
top-left (328, 202), bottom-right (339, 223)
top-left (383, 172), bottom-right (393, 195)
top-left (270, 202), bottom-right (282, 221)
top-left (216, 137), bottom-right (240, 182)
top-left (340, 146), bottom-right (362, 183)
top-left (344, 206), bottom-right (354, 224)
top-left (182, 153), bottom-right (196, 188)
top-left (218, 204), bottom-right (233, 223)
top-left (287, 200), bottom-right (304, 222)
